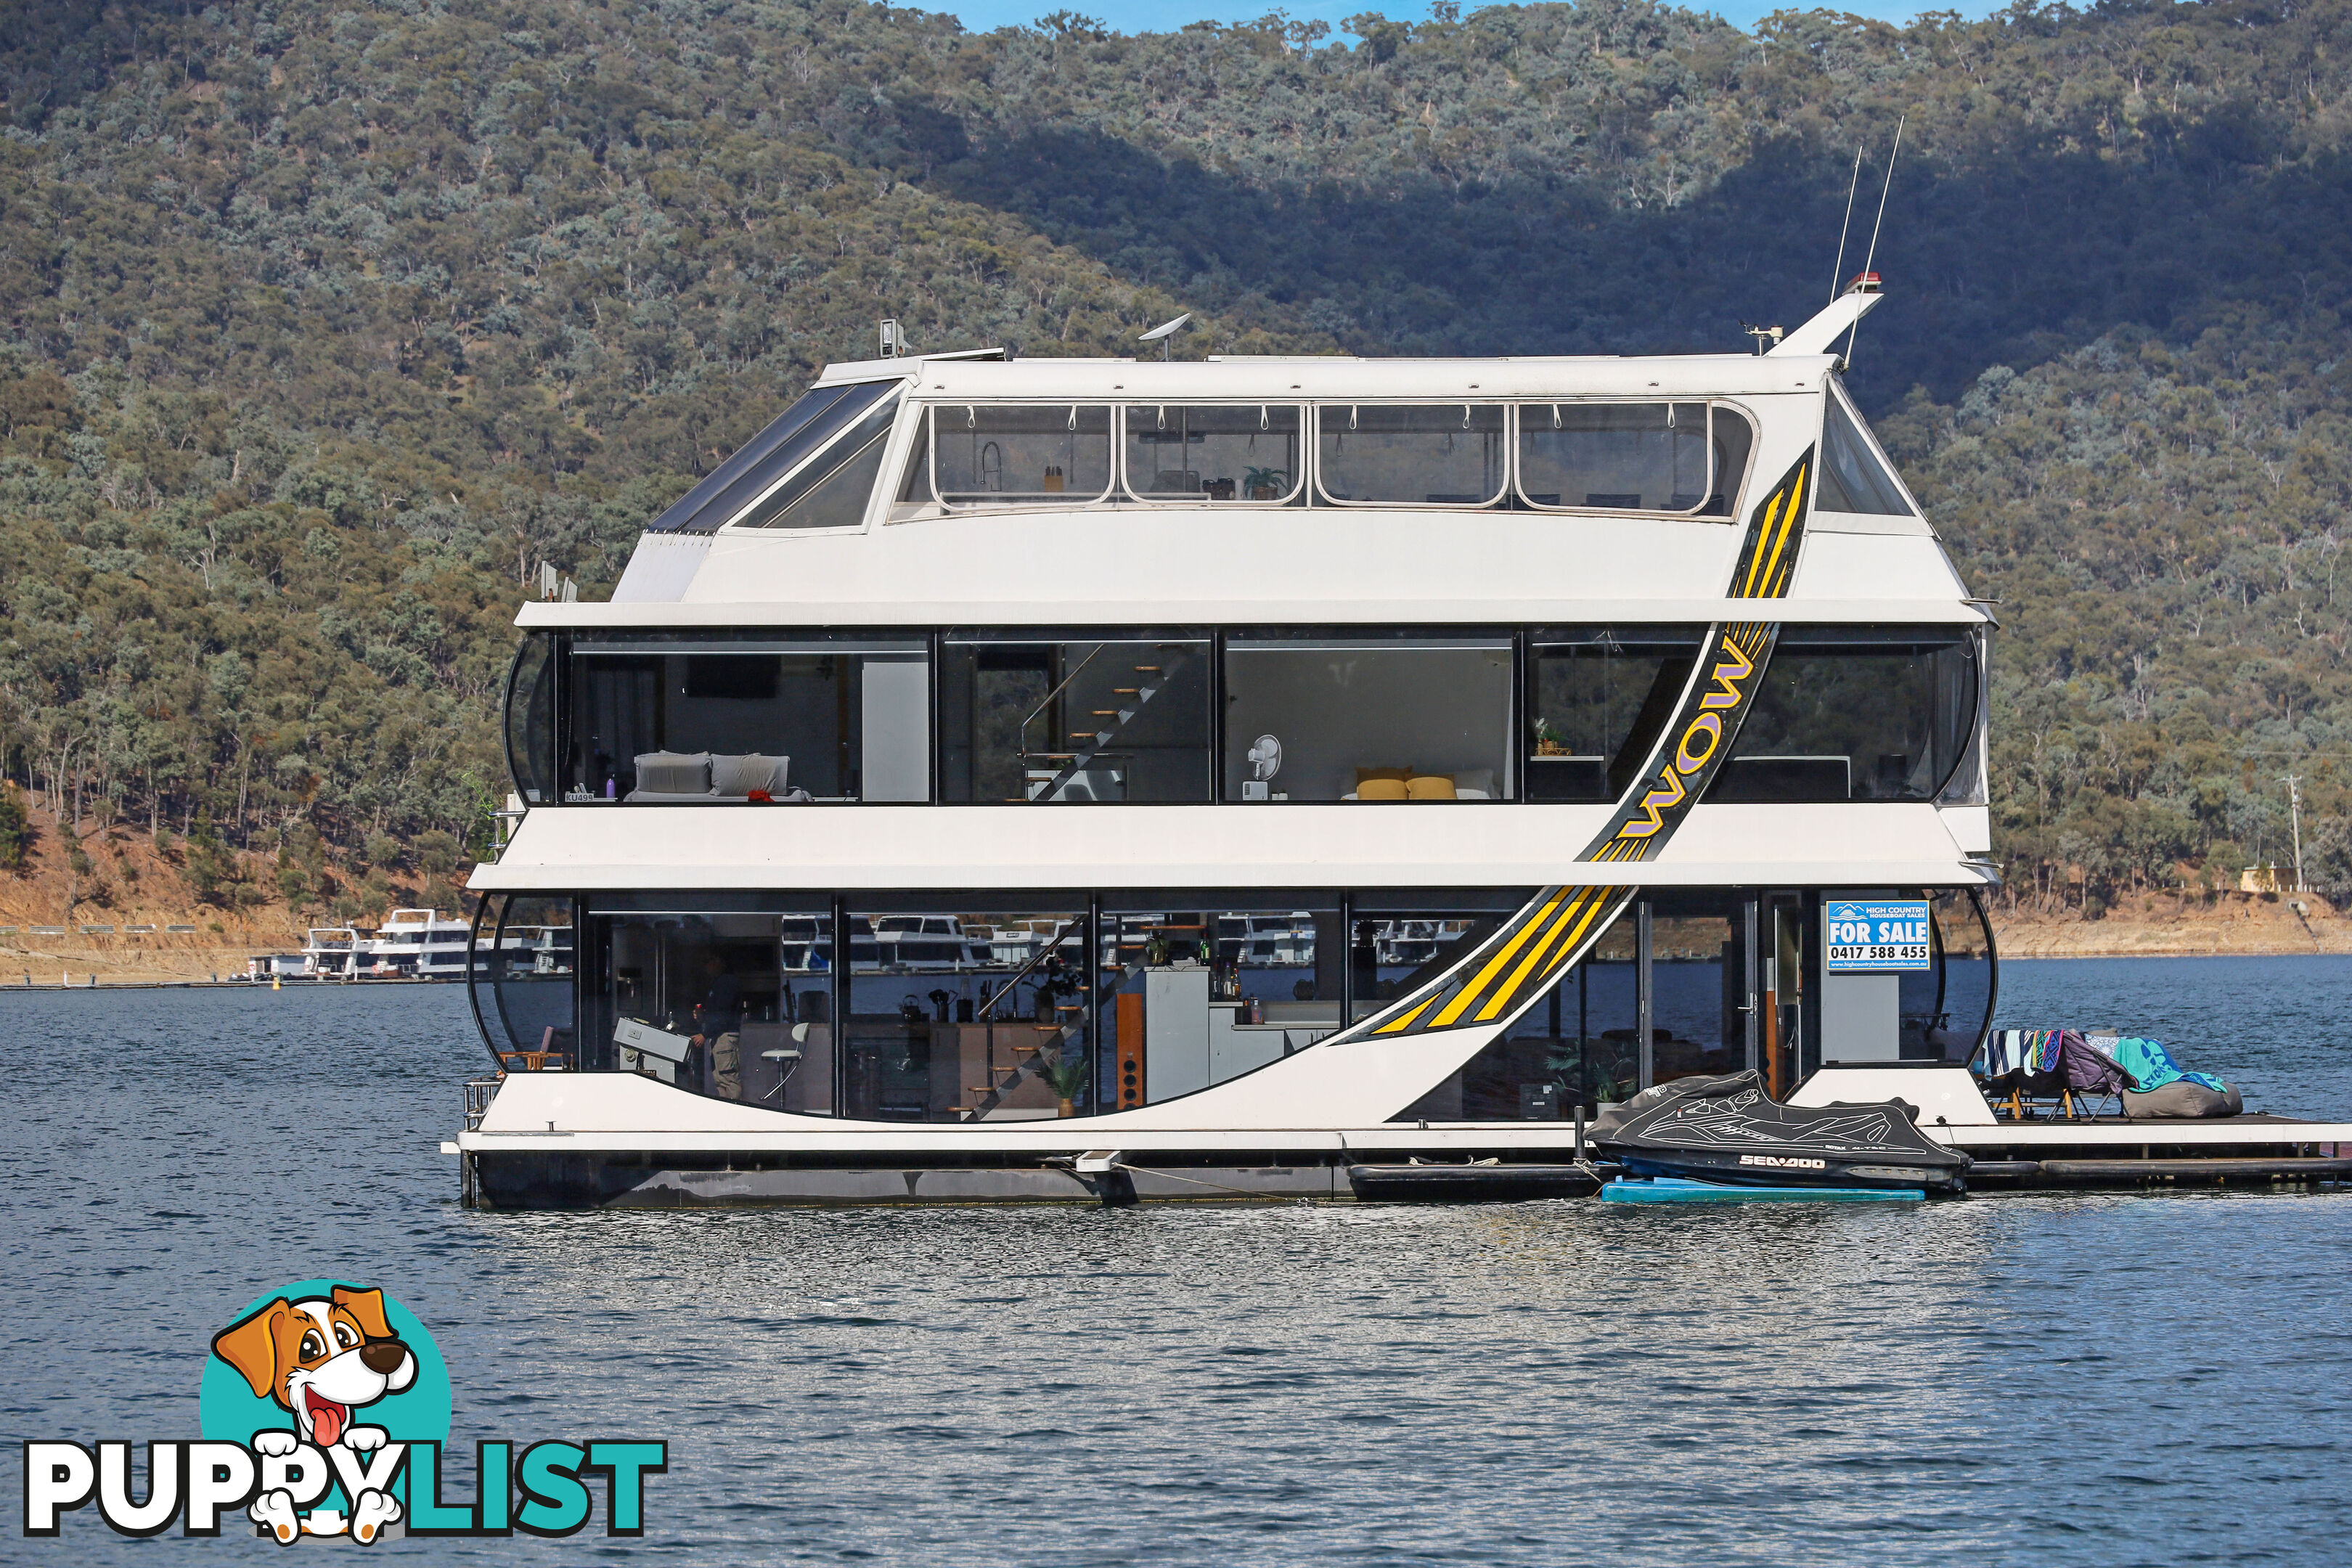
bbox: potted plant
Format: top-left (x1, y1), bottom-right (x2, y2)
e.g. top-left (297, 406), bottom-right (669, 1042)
top-left (1038, 1054), bottom-right (1090, 1117)
top-left (1532, 716), bottom-right (1568, 756)
top-left (1244, 465), bottom-right (1287, 501)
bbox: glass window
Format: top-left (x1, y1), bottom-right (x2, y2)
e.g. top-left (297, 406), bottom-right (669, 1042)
top-left (1101, 897), bottom-right (1343, 1109)
top-left (567, 635), bottom-right (929, 802)
top-left (926, 406), bottom-right (1114, 507)
top-left (1710, 626), bottom-right (1979, 803)
top-left (840, 904), bottom-right (1089, 1122)
top-left (504, 633), bottom-right (558, 805)
top-left (648, 380), bottom-right (898, 534)
top-left (1122, 405), bottom-right (1304, 503)
top-left (1223, 637), bottom-right (1514, 803)
top-left (1402, 891), bottom-right (1757, 1122)
top-left (1516, 402), bottom-right (1746, 515)
top-left (1818, 393), bottom-right (1914, 515)
top-left (940, 635), bottom-right (1211, 804)
top-left (1347, 902), bottom-right (1506, 1024)
top-left (1646, 891), bottom-right (1752, 1083)
top-left (1316, 404), bottom-right (1508, 505)
top-left (470, 894), bottom-right (577, 1068)
top-left (1401, 910), bottom-right (1642, 1121)
top-left (734, 394), bottom-right (899, 529)
top-left (1904, 889), bottom-right (1995, 1062)
top-left (1525, 627), bottom-right (1705, 802)
top-left (576, 903), bottom-right (834, 1110)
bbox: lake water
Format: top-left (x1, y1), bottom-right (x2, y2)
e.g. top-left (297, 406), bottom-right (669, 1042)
top-left (5, 956), bottom-right (2351, 1564)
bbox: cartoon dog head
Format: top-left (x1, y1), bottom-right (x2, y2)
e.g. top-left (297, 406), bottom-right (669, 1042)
top-left (211, 1286), bottom-right (417, 1447)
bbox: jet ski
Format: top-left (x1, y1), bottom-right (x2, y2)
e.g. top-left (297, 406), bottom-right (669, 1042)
top-left (1589, 1071), bottom-right (1971, 1193)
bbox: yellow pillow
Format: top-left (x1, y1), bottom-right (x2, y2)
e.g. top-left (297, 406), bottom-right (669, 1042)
top-left (1357, 777), bottom-right (1410, 801)
top-left (1355, 766), bottom-right (1413, 787)
top-left (1407, 775), bottom-right (1457, 801)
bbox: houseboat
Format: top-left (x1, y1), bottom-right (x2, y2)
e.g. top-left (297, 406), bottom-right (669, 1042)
top-left (455, 282), bottom-right (2352, 1204)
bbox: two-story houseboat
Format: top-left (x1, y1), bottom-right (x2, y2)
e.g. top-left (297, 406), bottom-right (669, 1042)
top-left (454, 285), bottom-right (2348, 1205)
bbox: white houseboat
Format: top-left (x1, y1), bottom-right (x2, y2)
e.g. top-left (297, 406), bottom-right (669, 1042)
top-left (456, 284), bottom-right (2352, 1205)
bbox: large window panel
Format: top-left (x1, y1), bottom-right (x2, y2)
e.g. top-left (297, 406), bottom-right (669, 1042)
top-left (648, 380), bottom-right (898, 534)
top-left (1905, 890), bottom-right (1995, 1063)
top-left (1317, 404), bottom-right (1508, 505)
top-left (1817, 393), bottom-right (1914, 515)
top-left (1526, 627), bottom-right (1705, 801)
top-left (734, 394), bottom-right (899, 530)
top-left (841, 903), bottom-right (1089, 1122)
top-left (1402, 915), bottom-right (1641, 1121)
top-left (941, 635), bottom-right (1212, 803)
top-left (568, 636), bottom-right (929, 802)
top-left (1124, 404), bottom-right (1304, 503)
top-left (928, 405), bottom-right (1114, 507)
top-left (1710, 626), bottom-right (1979, 803)
top-left (1223, 637), bottom-right (1514, 802)
top-left (578, 903), bottom-right (833, 1109)
top-left (1516, 402), bottom-right (1747, 515)
top-left (1101, 897), bottom-right (1343, 1108)
top-left (470, 894), bottom-right (576, 1067)
top-left (1347, 902), bottom-right (1506, 1024)
top-left (504, 633), bottom-right (558, 804)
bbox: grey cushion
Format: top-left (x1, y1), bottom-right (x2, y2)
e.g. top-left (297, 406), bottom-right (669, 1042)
top-left (634, 751), bottom-right (711, 793)
top-left (711, 753), bottom-right (787, 796)
top-left (2122, 1080), bottom-right (2243, 1119)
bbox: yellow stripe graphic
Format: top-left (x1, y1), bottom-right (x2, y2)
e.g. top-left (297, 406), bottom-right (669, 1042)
top-left (1429, 890), bottom-right (1570, 1029)
top-left (1753, 462), bottom-right (1805, 600)
top-left (1477, 887), bottom-right (1617, 1022)
top-left (1474, 891), bottom-right (1592, 1022)
top-left (1373, 996), bottom-right (1436, 1035)
top-left (1741, 487), bottom-right (1786, 597)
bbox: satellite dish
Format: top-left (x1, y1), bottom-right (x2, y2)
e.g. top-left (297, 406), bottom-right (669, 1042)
top-left (1138, 312), bottom-right (1192, 343)
top-left (1246, 735), bottom-right (1282, 782)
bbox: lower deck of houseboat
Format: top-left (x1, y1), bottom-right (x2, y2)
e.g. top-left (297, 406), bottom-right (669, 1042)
top-left (451, 1067), bottom-right (2352, 1207)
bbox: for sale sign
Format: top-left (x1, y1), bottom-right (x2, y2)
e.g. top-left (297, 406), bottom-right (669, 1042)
top-left (1823, 900), bottom-right (1932, 972)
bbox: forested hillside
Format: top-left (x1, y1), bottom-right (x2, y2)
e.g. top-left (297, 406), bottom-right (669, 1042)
top-left (2, 0), bottom-right (2349, 923)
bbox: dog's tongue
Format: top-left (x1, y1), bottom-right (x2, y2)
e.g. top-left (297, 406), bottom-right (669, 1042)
top-left (311, 1398), bottom-right (346, 1446)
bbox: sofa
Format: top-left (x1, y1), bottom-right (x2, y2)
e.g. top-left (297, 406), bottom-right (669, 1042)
top-left (626, 751), bottom-right (808, 802)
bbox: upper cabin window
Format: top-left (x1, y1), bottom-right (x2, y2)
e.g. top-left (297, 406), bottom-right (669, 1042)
top-left (1707, 626), bottom-right (1978, 803)
top-left (566, 636), bottom-right (930, 804)
top-left (1123, 406), bottom-right (1304, 504)
top-left (1817, 393), bottom-right (1914, 516)
top-left (1516, 403), bottom-right (1753, 517)
top-left (735, 394), bottom-right (901, 530)
top-left (651, 380), bottom-right (899, 535)
top-left (1317, 405), bottom-right (1508, 507)
top-left (505, 633), bottom-right (558, 804)
top-left (939, 634), bottom-right (1212, 803)
top-left (1525, 627), bottom-right (1707, 802)
top-left (913, 406), bottom-right (1114, 509)
top-left (1222, 635), bottom-right (1515, 802)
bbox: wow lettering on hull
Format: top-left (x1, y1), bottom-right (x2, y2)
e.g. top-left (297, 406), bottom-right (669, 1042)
top-left (1360, 449), bottom-right (1814, 1045)
top-left (19, 1281), bottom-right (667, 1543)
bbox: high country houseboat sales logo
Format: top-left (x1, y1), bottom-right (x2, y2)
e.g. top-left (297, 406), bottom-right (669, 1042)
top-left (20, 1280), bottom-right (666, 1543)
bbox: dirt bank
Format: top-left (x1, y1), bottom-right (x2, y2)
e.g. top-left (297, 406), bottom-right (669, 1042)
top-left (1990, 890), bottom-right (2351, 958)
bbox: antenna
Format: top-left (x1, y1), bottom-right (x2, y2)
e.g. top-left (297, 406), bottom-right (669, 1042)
top-left (1138, 312), bottom-right (1192, 360)
top-left (1842, 115), bottom-right (1905, 367)
top-left (1829, 142), bottom-right (1865, 305)
top-left (2281, 773), bottom-right (2306, 892)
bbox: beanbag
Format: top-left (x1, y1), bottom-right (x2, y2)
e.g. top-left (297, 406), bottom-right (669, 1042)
top-left (2122, 1080), bottom-right (2244, 1119)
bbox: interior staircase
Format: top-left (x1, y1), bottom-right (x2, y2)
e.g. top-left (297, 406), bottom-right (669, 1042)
top-left (1021, 643), bottom-right (1193, 802)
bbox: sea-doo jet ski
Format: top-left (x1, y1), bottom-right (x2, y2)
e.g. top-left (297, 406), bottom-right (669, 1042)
top-left (1589, 1071), bottom-right (1971, 1193)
